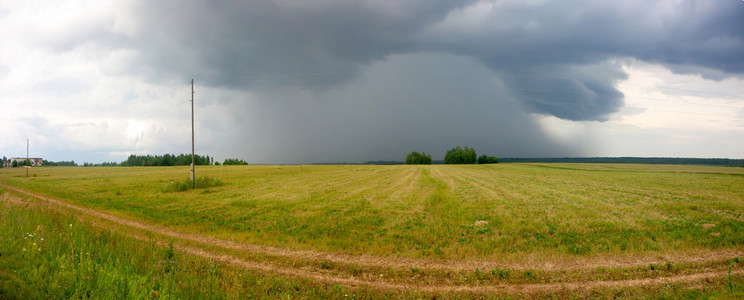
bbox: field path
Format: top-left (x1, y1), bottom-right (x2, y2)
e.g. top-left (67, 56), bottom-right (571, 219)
top-left (2, 183), bottom-right (743, 294)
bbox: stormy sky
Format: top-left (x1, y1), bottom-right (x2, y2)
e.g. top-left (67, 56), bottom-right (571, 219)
top-left (1, 0), bottom-right (743, 164)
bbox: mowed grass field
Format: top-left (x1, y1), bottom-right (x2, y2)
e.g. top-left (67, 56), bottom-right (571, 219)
top-left (2, 163), bottom-right (744, 298)
top-left (1, 163), bottom-right (742, 262)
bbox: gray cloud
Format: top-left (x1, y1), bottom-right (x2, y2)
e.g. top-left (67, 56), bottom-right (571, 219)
top-left (495, 63), bottom-right (627, 121)
top-left (100, 0), bottom-right (742, 122)
top-left (117, 0), bottom-right (476, 89)
top-left (0, 63), bottom-right (8, 80)
top-left (423, 1), bottom-right (744, 120)
top-left (226, 53), bottom-right (579, 163)
top-left (17, 0), bottom-right (743, 162)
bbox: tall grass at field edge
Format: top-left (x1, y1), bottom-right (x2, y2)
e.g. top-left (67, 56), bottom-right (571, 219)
top-left (0, 194), bottom-right (394, 299)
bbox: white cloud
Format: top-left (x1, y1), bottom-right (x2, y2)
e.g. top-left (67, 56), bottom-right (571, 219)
top-left (615, 61), bottom-right (744, 132)
top-left (539, 61), bottom-right (744, 159)
top-left (0, 1), bottom-right (221, 162)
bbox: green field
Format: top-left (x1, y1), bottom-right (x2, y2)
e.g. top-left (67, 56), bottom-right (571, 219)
top-left (2, 164), bottom-right (743, 259)
top-left (1, 163), bottom-right (743, 298)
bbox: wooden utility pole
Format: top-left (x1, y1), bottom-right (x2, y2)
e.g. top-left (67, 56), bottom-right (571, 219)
top-left (26, 139), bottom-right (29, 177)
top-left (191, 79), bottom-right (195, 187)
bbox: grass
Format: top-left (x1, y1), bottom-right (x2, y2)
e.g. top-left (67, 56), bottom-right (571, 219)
top-left (1, 162), bottom-right (744, 298)
top-left (1, 194), bottom-right (742, 299)
top-left (0, 192), bottom-right (401, 299)
top-left (0, 164), bottom-right (742, 262)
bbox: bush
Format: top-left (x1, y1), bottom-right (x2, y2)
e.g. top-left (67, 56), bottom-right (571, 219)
top-left (444, 146), bottom-right (476, 164)
top-left (162, 176), bottom-right (225, 192)
top-left (405, 151), bottom-right (432, 165)
top-left (478, 155), bottom-right (499, 164)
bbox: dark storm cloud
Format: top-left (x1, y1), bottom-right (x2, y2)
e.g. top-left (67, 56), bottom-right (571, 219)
top-left (494, 63), bottom-right (627, 121)
top-left (122, 0), bottom-right (476, 88)
top-left (226, 53), bottom-right (579, 163)
top-left (421, 1), bottom-right (744, 120)
top-left (29, 0), bottom-right (743, 162)
top-left (103, 0), bottom-right (743, 122)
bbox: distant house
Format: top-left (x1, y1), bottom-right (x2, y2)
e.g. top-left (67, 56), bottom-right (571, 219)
top-left (8, 157), bottom-right (43, 167)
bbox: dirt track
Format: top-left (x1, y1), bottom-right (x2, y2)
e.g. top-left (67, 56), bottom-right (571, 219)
top-left (1, 183), bottom-right (742, 294)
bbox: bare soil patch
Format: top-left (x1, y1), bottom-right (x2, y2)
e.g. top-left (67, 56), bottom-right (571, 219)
top-left (474, 220), bottom-right (489, 226)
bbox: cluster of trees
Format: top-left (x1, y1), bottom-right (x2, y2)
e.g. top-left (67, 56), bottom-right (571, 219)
top-left (444, 146), bottom-right (477, 164)
top-left (405, 151), bottom-right (432, 165)
top-left (220, 158), bottom-right (249, 165)
top-left (405, 146), bottom-right (499, 165)
top-left (42, 160), bottom-right (78, 166)
top-left (120, 154), bottom-right (214, 166)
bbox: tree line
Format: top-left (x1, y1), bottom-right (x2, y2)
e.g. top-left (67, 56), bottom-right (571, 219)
top-left (0, 154), bottom-right (255, 167)
top-left (405, 146), bottom-right (498, 165)
top-left (120, 154), bottom-right (214, 166)
top-left (43, 160), bottom-right (78, 166)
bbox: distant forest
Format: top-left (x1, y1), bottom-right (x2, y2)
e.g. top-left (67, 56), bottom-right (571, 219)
top-left (10, 155), bottom-right (742, 167)
top-left (33, 154), bottom-right (215, 167)
top-left (35, 154), bottom-right (252, 167)
top-left (365, 157), bottom-right (744, 166)
top-left (120, 154), bottom-right (213, 166)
